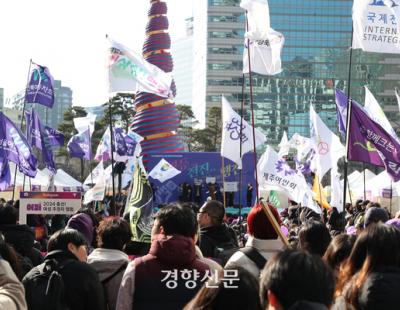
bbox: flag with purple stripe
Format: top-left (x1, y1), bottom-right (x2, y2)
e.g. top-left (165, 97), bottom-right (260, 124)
top-left (67, 129), bottom-right (91, 160)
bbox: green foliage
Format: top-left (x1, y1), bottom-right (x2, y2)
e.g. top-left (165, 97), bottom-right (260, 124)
top-left (99, 93), bottom-right (136, 132)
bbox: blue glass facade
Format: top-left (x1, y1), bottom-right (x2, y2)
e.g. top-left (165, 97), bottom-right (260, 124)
top-left (204, 0), bottom-right (400, 145)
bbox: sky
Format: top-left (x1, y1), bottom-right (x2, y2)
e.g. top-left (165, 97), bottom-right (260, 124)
top-left (0, 0), bottom-right (193, 107)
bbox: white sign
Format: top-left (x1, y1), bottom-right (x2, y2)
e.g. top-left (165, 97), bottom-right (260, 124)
top-left (19, 192), bottom-right (82, 224)
top-left (224, 182), bottom-right (238, 192)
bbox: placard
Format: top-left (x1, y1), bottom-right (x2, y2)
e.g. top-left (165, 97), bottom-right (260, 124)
top-left (224, 182), bottom-right (238, 192)
top-left (19, 192), bottom-right (82, 224)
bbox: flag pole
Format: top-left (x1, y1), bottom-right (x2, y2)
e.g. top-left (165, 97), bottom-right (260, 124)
top-left (12, 59), bottom-right (33, 201)
top-left (245, 12), bottom-right (260, 204)
top-left (342, 26), bottom-right (355, 223)
top-left (88, 125), bottom-right (94, 185)
top-left (238, 73), bottom-right (246, 243)
top-left (108, 101), bottom-right (116, 215)
top-left (390, 180), bottom-right (393, 216)
top-left (220, 156), bottom-right (227, 207)
top-left (362, 162), bottom-right (366, 200)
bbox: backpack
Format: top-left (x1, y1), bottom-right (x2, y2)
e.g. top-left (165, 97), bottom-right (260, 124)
top-left (239, 246), bottom-right (267, 270)
top-left (23, 258), bottom-right (72, 310)
top-left (204, 236), bottom-right (239, 266)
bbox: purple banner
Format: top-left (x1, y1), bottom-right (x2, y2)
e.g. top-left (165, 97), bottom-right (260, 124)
top-left (45, 126), bottom-right (64, 147)
top-left (146, 152), bottom-right (256, 208)
top-left (350, 102), bottom-right (400, 181)
top-left (0, 112), bottom-right (37, 177)
top-left (335, 89), bottom-right (348, 137)
top-left (114, 128), bottom-right (127, 156)
top-left (67, 129), bottom-right (91, 160)
top-left (0, 158), bottom-right (11, 191)
top-left (25, 64), bottom-right (55, 108)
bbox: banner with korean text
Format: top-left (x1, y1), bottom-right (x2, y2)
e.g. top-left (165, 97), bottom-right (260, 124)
top-left (19, 192), bottom-right (82, 224)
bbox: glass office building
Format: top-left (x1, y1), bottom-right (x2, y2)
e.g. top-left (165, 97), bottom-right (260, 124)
top-left (193, 0), bottom-right (400, 144)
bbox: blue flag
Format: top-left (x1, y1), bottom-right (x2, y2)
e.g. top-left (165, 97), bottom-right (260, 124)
top-left (0, 112), bottom-right (37, 177)
top-left (25, 64), bottom-right (55, 108)
top-left (68, 129), bottom-right (91, 160)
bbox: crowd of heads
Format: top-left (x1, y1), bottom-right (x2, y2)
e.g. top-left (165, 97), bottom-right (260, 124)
top-left (0, 196), bottom-right (399, 309)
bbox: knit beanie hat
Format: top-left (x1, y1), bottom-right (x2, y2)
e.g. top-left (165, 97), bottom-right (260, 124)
top-left (364, 207), bottom-right (389, 228)
top-left (66, 213), bottom-right (94, 245)
top-left (247, 203), bottom-right (282, 240)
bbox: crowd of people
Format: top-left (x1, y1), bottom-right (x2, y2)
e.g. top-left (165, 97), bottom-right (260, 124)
top-left (0, 196), bottom-right (399, 309)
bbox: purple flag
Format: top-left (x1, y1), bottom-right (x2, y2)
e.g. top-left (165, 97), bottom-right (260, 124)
top-left (0, 112), bottom-right (37, 177)
top-left (27, 110), bottom-right (56, 174)
top-left (125, 135), bottom-right (137, 156)
top-left (348, 101), bottom-right (384, 167)
top-left (335, 89), bottom-right (348, 137)
top-left (0, 158), bottom-right (11, 191)
top-left (44, 126), bottom-right (64, 147)
top-left (25, 64), bottom-right (55, 108)
top-left (114, 128), bottom-right (127, 156)
top-left (67, 129), bottom-right (91, 160)
top-left (349, 102), bottom-right (400, 180)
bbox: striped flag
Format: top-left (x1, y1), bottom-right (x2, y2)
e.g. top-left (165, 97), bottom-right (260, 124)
top-left (123, 163), bottom-right (153, 243)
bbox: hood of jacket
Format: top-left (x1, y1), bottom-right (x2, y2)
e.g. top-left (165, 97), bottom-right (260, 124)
top-left (0, 224), bottom-right (35, 256)
top-left (149, 234), bottom-right (196, 267)
top-left (87, 248), bottom-right (129, 281)
top-left (200, 224), bottom-right (236, 244)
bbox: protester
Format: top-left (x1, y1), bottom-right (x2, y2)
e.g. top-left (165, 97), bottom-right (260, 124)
top-left (323, 234), bottom-right (356, 278)
top-left (0, 258), bottom-right (27, 310)
top-left (363, 206), bottom-right (389, 228)
top-left (197, 200), bottom-right (238, 263)
top-left (116, 204), bottom-right (210, 310)
top-left (66, 212), bottom-right (95, 250)
top-left (298, 219), bottom-right (331, 257)
top-left (225, 203), bottom-right (284, 278)
top-left (260, 249), bottom-right (335, 309)
top-left (0, 205), bottom-right (43, 275)
top-left (88, 218), bottom-right (131, 310)
top-left (0, 232), bottom-right (23, 280)
top-left (184, 266), bottom-right (262, 310)
top-left (334, 223), bottom-right (400, 309)
top-left (23, 229), bottom-right (106, 310)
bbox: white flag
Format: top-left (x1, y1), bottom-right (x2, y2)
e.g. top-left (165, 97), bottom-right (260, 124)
top-left (278, 131), bottom-right (290, 158)
top-left (257, 146), bottom-right (321, 214)
top-left (289, 133), bottom-right (311, 160)
top-left (148, 159), bottom-right (181, 183)
top-left (396, 88), bottom-right (400, 114)
top-left (353, 0), bottom-right (400, 53)
top-left (84, 166), bottom-right (106, 204)
top-left (73, 113), bottom-right (96, 136)
top-left (310, 105), bottom-right (345, 179)
top-left (95, 128), bottom-right (111, 162)
top-left (241, 0), bottom-right (284, 75)
top-left (364, 86), bottom-right (399, 141)
top-left (221, 96), bottom-right (266, 168)
top-left (107, 37), bottom-right (172, 97)
top-left (330, 165), bottom-right (343, 213)
top-left (84, 161), bottom-right (104, 185)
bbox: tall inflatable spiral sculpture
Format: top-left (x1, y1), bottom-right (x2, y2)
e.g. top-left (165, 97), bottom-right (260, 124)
top-left (131, 0), bottom-right (184, 163)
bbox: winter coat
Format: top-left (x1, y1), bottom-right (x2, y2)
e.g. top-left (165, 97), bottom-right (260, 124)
top-left (358, 266), bottom-right (400, 310)
top-left (87, 248), bottom-right (129, 310)
top-left (116, 234), bottom-right (210, 310)
top-left (0, 224), bottom-right (43, 267)
top-left (0, 259), bottom-right (27, 310)
top-left (22, 250), bottom-right (106, 310)
top-left (225, 236), bottom-right (284, 278)
top-left (198, 224), bottom-right (238, 258)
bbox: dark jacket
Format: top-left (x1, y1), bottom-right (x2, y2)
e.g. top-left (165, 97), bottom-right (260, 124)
top-left (117, 234), bottom-right (210, 310)
top-left (358, 266), bottom-right (400, 310)
top-left (0, 224), bottom-right (43, 267)
top-left (199, 224), bottom-right (238, 258)
top-left (22, 250), bottom-right (106, 310)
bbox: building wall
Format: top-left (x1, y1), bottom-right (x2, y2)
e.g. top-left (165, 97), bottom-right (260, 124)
top-left (172, 19), bottom-right (194, 108)
top-left (196, 0), bottom-right (400, 144)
